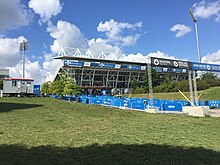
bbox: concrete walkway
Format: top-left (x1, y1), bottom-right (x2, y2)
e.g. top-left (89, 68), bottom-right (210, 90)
top-left (209, 109), bottom-right (220, 117)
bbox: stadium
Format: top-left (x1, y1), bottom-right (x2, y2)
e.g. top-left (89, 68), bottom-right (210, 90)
top-left (53, 47), bottom-right (189, 95)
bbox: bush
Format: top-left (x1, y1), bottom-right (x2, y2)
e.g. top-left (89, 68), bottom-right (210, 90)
top-left (197, 80), bottom-right (209, 91)
top-left (178, 80), bottom-right (189, 92)
top-left (133, 87), bottom-right (145, 94)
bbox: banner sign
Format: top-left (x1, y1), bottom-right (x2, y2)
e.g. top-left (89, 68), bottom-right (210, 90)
top-left (192, 62), bottom-right (220, 72)
top-left (129, 65), bottom-right (141, 70)
top-left (64, 60), bottom-right (84, 67)
top-left (98, 63), bottom-right (115, 68)
top-left (154, 67), bottom-right (187, 73)
top-left (151, 57), bottom-right (192, 70)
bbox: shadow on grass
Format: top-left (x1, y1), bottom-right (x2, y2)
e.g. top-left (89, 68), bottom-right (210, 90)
top-left (0, 143), bottom-right (220, 164)
top-left (0, 103), bottom-right (43, 113)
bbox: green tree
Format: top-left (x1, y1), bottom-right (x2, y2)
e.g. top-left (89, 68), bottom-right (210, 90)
top-left (201, 72), bottom-right (217, 80)
top-left (41, 81), bottom-right (52, 95)
top-left (200, 72), bottom-right (220, 88)
top-left (0, 80), bottom-right (3, 90)
top-left (131, 79), bottom-right (138, 92)
top-left (143, 72), bottom-right (149, 93)
top-left (152, 69), bottom-right (162, 87)
top-left (50, 79), bottom-right (64, 96)
top-left (63, 77), bottom-right (81, 96)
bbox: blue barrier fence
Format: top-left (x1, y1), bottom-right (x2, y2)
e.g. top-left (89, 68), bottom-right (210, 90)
top-left (50, 95), bottom-right (220, 111)
top-left (206, 100), bottom-right (220, 108)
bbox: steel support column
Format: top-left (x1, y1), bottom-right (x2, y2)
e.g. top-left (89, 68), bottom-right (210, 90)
top-left (80, 69), bottom-right (84, 86)
top-left (193, 71), bottom-right (199, 106)
top-left (106, 70), bottom-right (109, 87)
top-left (188, 70), bottom-right (194, 104)
top-left (92, 69), bottom-right (95, 87)
top-left (147, 63), bottom-right (153, 105)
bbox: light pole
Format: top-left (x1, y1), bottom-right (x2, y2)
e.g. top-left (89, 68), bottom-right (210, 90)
top-left (19, 40), bottom-right (28, 78)
top-left (189, 8), bottom-right (201, 63)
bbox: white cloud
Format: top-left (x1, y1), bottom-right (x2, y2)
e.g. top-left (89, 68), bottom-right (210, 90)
top-left (0, 36), bottom-right (27, 67)
top-left (192, 0), bottom-right (220, 22)
top-left (97, 19), bottom-right (142, 46)
top-left (120, 51), bottom-right (176, 63)
top-left (0, 0), bottom-right (30, 34)
top-left (42, 53), bottom-right (63, 82)
top-left (202, 49), bottom-right (220, 64)
top-left (170, 24), bottom-right (191, 38)
top-left (88, 38), bottom-right (122, 58)
top-left (47, 20), bottom-right (88, 53)
top-left (4, 52), bottom-right (62, 84)
top-left (8, 60), bottom-right (45, 84)
top-left (28, 0), bottom-right (62, 23)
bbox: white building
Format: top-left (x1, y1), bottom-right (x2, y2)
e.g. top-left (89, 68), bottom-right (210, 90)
top-left (3, 78), bottom-right (34, 96)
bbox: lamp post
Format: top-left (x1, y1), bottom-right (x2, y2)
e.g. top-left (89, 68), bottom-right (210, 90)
top-left (19, 40), bottom-right (28, 78)
top-left (189, 8), bottom-right (201, 63)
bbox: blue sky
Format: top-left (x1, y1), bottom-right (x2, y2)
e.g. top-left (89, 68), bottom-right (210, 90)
top-left (0, 0), bottom-right (220, 83)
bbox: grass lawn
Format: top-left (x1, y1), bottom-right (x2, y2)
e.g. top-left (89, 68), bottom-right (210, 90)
top-left (128, 86), bottom-right (220, 101)
top-left (0, 97), bottom-right (220, 164)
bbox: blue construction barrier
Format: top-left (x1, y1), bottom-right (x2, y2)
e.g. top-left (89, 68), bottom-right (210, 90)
top-left (173, 100), bottom-right (188, 107)
top-left (161, 100), bottom-right (173, 104)
top-left (94, 98), bottom-right (103, 105)
top-left (188, 100), bottom-right (205, 106)
top-left (52, 94), bottom-right (220, 112)
top-left (88, 97), bottom-right (96, 104)
top-left (111, 98), bottom-right (121, 107)
top-left (131, 102), bottom-right (145, 110)
top-left (206, 100), bottom-right (220, 108)
top-left (120, 98), bottom-right (128, 107)
top-left (148, 99), bottom-right (162, 111)
top-left (163, 102), bottom-right (182, 111)
top-left (103, 98), bottom-right (112, 106)
top-left (80, 96), bottom-right (89, 104)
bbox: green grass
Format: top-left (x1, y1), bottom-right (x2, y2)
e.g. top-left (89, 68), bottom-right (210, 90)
top-left (0, 97), bottom-right (220, 164)
top-left (128, 86), bottom-right (220, 101)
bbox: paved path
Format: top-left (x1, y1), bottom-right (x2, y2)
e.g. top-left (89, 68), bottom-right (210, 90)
top-left (209, 109), bottom-right (220, 117)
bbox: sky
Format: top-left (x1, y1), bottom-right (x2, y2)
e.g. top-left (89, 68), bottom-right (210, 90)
top-left (0, 0), bottom-right (220, 84)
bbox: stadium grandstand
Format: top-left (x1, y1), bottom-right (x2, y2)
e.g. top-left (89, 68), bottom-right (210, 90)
top-left (53, 47), bottom-right (188, 94)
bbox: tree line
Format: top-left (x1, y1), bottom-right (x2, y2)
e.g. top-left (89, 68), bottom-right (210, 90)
top-left (131, 71), bottom-right (220, 94)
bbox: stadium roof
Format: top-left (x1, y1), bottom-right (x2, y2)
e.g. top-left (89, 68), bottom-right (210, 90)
top-left (54, 56), bottom-right (149, 66)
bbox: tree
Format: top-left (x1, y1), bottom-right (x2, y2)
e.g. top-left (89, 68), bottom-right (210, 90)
top-left (201, 72), bottom-right (217, 80)
top-left (143, 72), bottom-right (148, 93)
top-left (63, 77), bottom-right (81, 96)
top-left (0, 80), bottom-right (3, 90)
top-left (131, 79), bottom-right (138, 92)
top-left (200, 72), bottom-right (220, 88)
top-left (50, 79), bottom-right (64, 96)
top-left (41, 81), bottom-right (52, 95)
top-left (151, 69), bottom-right (163, 87)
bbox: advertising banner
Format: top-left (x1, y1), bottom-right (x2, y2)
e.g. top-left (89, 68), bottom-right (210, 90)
top-left (192, 62), bottom-right (220, 72)
top-left (151, 57), bottom-right (192, 70)
top-left (64, 60), bottom-right (84, 67)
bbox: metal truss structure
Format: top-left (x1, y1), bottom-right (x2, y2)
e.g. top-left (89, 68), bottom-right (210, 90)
top-left (55, 66), bottom-right (146, 92)
top-left (54, 47), bottom-right (188, 93)
top-left (57, 47), bottom-right (148, 63)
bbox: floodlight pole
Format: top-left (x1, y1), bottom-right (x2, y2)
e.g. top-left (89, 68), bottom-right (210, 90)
top-left (194, 22), bottom-right (201, 63)
top-left (189, 8), bottom-right (201, 63)
top-left (20, 40), bottom-right (28, 79)
top-left (22, 41), bottom-right (25, 79)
